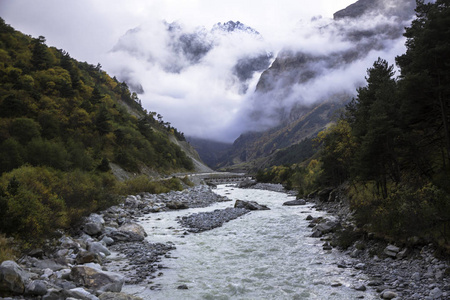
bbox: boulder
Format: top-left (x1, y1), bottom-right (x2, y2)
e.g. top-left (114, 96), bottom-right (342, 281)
top-left (25, 280), bottom-right (48, 296)
top-left (384, 245), bottom-right (400, 258)
top-left (108, 231), bottom-right (144, 243)
top-left (70, 266), bottom-right (124, 293)
top-left (83, 214), bottom-right (105, 236)
top-left (314, 221), bottom-right (339, 234)
top-left (238, 178), bottom-right (257, 188)
top-left (83, 223), bottom-right (103, 236)
top-left (88, 242), bottom-right (111, 257)
top-left (99, 292), bottom-right (143, 300)
top-left (87, 213), bottom-right (105, 225)
top-left (381, 290), bottom-right (398, 299)
top-left (234, 200), bottom-right (270, 210)
top-left (33, 259), bottom-right (67, 271)
top-left (76, 251), bottom-right (103, 264)
top-left (118, 223), bottom-right (147, 238)
top-left (283, 199), bottom-right (306, 206)
top-left (0, 260), bottom-right (28, 294)
top-left (101, 236), bottom-right (114, 246)
top-left (165, 201), bottom-right (189, 210)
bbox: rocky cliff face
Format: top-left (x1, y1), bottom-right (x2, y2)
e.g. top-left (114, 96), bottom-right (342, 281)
top-left (211, 0), bottom-right (417, 171)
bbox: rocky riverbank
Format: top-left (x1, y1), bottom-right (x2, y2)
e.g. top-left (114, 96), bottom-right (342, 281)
top-left (0, 185), bottom-right (230, 299)
top-left (304, 188), bottom-right (450, 300)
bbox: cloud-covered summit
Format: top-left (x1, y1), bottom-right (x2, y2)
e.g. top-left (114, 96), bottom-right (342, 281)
top-left (100, 0), bottom-right (416, 142)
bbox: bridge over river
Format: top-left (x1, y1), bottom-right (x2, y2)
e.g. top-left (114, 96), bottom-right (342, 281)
top-left (185, 172), bottom-right (253, 185)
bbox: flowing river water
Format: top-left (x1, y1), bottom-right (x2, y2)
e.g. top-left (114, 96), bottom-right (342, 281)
top-left (120, 185), bottom-right (378, 299)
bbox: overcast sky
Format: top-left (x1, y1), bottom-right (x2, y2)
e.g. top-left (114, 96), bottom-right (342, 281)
top-left (1, 0), bottom-right (407, 142)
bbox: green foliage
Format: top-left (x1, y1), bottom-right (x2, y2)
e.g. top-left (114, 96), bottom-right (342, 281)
top-left (0, 17), bottom-right (194, 176)
top-left (0, 234), bottom-right (16, 263)
top-left (254, 1), bottom-right (450, 249)
top-left (115, 175), bottom-right (184, 196)
top-left (0, 166), bottom-right (120, 243)
top-left (0, 19), bottom-right (195, 246)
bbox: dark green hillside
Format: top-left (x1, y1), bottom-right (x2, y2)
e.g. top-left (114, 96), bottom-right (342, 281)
top-left (0, 18), bottom-right (193, 244)
top-left (0, 18), bottom-right (193, 174)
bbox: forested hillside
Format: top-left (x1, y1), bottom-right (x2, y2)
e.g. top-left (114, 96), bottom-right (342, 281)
top-left (0, 18), bottom-right (194, 244)
top-left (258, 0), bottom-right (450, 249)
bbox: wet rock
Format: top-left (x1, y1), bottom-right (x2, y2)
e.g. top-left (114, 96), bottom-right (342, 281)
top-left (179, 207), bottom-right (250, 233)
top-left (98, 292), bottom-right (143, 300)
top-left (165, 201), bottom-right (189, 210)
top-left (238, 178), bottom-right (257, 188)
top-left (70, 266), bottom-right (124, 293)
top-left (381, 290), bottom-right (398, 299)
top-left (234, 200), bottom-right (270, 210)
top-left (0, 260), bottom-right (27, 294)
top-left (331, 281), bottom-right (342, 287)
top-left (177, 284), bottom-right (188, 289)
top-left (283, 199), bottom-right (306, 206)
top-left (354, 284), bottom-right (366, 291)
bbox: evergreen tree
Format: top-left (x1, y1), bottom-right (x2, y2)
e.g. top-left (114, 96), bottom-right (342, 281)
top-left (396, 0), bottom-right (450, 170)
top-left (346, 58), bottom-right (401, 197)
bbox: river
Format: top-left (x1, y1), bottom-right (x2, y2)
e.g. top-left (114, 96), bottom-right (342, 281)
top-left (120, 185), bottom-right (378, 299)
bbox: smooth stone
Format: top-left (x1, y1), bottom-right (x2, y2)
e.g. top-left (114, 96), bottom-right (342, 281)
top-left (0, 260), bottom-right (28, 294)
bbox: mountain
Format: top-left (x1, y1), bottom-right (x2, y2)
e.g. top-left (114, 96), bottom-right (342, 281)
top-left (110, 20), bottom-right (273, 94)
top-left (195, 0), bottom-right (417, 171)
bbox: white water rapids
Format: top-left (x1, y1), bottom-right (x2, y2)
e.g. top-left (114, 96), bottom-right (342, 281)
top-left (120, 185), bottom-right (378, 299)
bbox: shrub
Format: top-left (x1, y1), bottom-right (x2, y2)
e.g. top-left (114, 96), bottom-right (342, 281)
top-left (0, 234), bottom-right (16, 263)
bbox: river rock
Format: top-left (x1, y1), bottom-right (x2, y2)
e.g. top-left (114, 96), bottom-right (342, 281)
top-left (108, 231), bottom-right (144, 243)
top-left (283, 199), bottom-right (306, 206)
top-left (70, 266), bottom-right (124, 293)
top-left (101, 236), bottom-right (115, 246)
top-left (165, 201), bottom-right (189, 210)
top-left (76, 251), bottom-right (103, 264)
top-left (88, 242), bottom-right (111, 257)
top-left (429, 287), bottom-right (443, 299)
top-left (0, 260), bottom-right (27, 294)
top-left (25, 280), bottom-right (48, 296)
top-left (118, 223), bottom-right (147, 238)
top-left (381, 290), bottom-right (398, 299)
top-left (83, 222), bottom-right (103, 236)
top-left (99, 292), bottom-right (143, 300)
top-left (234, 200), bottom-right (270, 210)
top-left (33, 259), bottom-right (67, 271)
top-left (384, 245), bottom-right (400, 257)
top-left (238, 178), bottom-right (257, 188)
top-left (354, 284), bottom-right (366, 291)
top-left (67, 287), bottom-right (99, 300)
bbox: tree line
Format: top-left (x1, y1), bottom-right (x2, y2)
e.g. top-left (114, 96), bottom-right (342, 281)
top-left (258, 0), bottom-right (450, 248)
